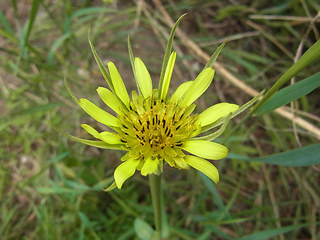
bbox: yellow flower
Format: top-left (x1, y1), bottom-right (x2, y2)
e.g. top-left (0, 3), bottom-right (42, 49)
top-left (61, 18), bottom-right (243, 190)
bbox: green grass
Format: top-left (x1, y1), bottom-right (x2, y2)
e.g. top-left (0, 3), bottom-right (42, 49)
top-left (1, 0), bottom-right (319, 239)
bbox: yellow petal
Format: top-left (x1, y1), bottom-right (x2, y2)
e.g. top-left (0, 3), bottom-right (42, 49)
top-left (141, 157), bottom-right (159, 176)
top-left (99, 132), bottom-right (122, 144)
top-left (81, 124), bottom-right (122, 144)
top-left (174, 157), bottom-right (190, 169)
top-left (182, 140), bottom-right (228, 160)
top-left (181, 67), bottom-right (215, 106)
top-left (134, 57), bottom-right (153, 99)
top-left (97, 87), bottom-right (123, 114)
top-left (160, 51), bottom-right (176, 100)
top-left (114, 159), bottom-right (140, 189)
top-left (81, 124), bottom-right (100, 138)
top-left (184, 155), bottom-right (219, 183)
top-left (198, 103), bottom-right (239, 127)
top-left (108, 62), bottom-right (130, 107)
top-left (169, 81), bottom-right (193, 103)
top-left (78, 98), bottom-right (119, 127)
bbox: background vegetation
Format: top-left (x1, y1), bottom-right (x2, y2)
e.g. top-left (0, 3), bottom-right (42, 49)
top-left (0, 0), bottom-right (319, 239)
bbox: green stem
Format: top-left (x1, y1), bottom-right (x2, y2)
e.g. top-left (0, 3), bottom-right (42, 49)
top-left (149, 174), bottom-right (162, 240)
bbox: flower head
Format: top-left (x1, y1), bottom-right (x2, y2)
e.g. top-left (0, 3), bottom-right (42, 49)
top-left (62, 18), bottom-right (241, 190)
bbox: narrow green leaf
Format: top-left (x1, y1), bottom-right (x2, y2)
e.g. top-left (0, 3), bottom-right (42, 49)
top-left (255, 71), bottom-right (320, 115)
top-left (21, 0), bottom-right (41, 56)
top-left (47, 32), bottom-right (72, 63)
top-left (0, 103), bottom-right (60, 122)
top-left (253, 39), bottom-right (320, 112)
top-left (0, 27), bottom-right (17, 43)
top-left (36, 187), bottom-right (86, 194)
top-left (70, 7), bottom-right (116, 20)
top-left (238, 224), bottom-right (309, 240)
top-left (0, 8), bottom-right (14, 35)
top-left (232, 144), bottom-right (320, 166)
top-left (204, 41), bottom-right (227, 69)
top-left (134, 218), bottom-right (155, 240)
top-left (88, 31), bottom-right (115, 92)
top-left (158, 14), bottom-right (187, 98)
top-left (200, 173), bottom-right (226, 213)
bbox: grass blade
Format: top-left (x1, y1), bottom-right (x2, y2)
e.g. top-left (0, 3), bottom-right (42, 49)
top-left (233, 144), bottom-right (320, 166)
top-left (238, 224), bottom-right (310, 240)
top-left (21, 0), bottom-right (41, 56)
top-left (0, 8), bottom-right (14, 35)
top-left (255, 71), bottom-right (320, 115)
top-left (253, 39), bottom-right (320, 112)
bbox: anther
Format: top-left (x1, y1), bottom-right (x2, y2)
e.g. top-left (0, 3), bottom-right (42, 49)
top-left (166, 130), bottom-right (171, 136)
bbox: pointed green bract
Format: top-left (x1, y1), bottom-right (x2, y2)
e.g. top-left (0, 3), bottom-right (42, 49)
top-left (185, 155), bottom-right (219, 183)
top-left (158, 14), bottom-right (187, 98)
top-left (141, 158), bottom-right (159, 176)
top-left (88, 34), bottom-right (114, 92)
top-left (97, 87), bottom-right (123, 114)
top-left (128, 36), bottom-right (140, 93)
top-left (181, 68), bottom-right (215, 106)
top-left (78, 98), bottom-right (119, 127)
top-left (103, 181), bottom-right (117, 192)
top-left (134, 57), bottom-right (153, 99)
top-left (64, 77), bottom-right (79, 103)
top-left (204, 41), bottom-right (227, 69)
top-left (108, 62), bottom-right (131, 107)
top-left (160, 51), bottom-right (176, 100)
top-left (198, 103), bottom-right (239, 127)
top-left (169, 81), bottom-right (193, 103)
top-left (114, 159), bottom-right (140, 189)
top-left (182, 140), bottom-right (228, 160)
top-left (196, 113), bottom-right (232, 141)
top-left (55, 127), bottom-right (124, 150)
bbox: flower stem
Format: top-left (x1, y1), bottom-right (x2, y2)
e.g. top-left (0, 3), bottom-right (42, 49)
top-left (149, 174), bottom-right (162, 240)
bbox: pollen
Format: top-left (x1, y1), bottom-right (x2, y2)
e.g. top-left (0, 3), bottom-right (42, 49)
top-left (117, 92), bottom-right (200, 162)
